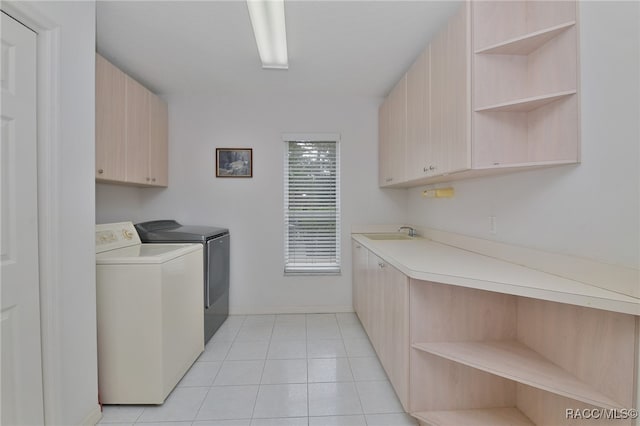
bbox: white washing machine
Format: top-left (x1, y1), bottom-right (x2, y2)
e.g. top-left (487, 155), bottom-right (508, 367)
top-left (95, 222), bottom-right (204, 404)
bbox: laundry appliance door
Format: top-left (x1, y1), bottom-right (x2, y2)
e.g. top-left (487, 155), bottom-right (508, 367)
top-left (205, 234), bottom-right (230, 342)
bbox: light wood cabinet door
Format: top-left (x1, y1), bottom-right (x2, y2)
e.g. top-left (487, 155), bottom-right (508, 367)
top-left (379, 77), bottom-right (407, 187)
top-left (388, 77), bottom-right (407, 184)
top-left (149, 92), bottom-right (168, 187)
top-left (96, 54), bottom-right (126, 182)
top-left (381, 264), bottom-right (409, 410)
top-left (355, 246), bottom-right (410, 410)
top-left (377, 98), bottom-right (391, 187)
top-left (406, 48), bottom-right (430, 181)
top-left (366, 253), bottom-right (386, 350)
top-left (124, 75), bottom-right (150, 185)
top-left (444, 2), bottom-right (471, 174)
top-left (430, 3), bottom-right (471, 177)
top-left (352, 241), bottom-right (368, 325)
top-left (427, 23), bottom-right (448, 177)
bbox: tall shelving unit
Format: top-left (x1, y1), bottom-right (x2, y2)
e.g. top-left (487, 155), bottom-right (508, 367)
top-left (472, 1), bottom-right (580, 169)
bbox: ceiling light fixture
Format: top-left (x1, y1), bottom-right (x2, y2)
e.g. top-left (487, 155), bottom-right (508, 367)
top-left (247, 0), bottom-right (289, 69)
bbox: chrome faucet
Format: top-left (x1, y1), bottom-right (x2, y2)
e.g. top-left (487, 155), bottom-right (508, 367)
top-left (398, 226), bottom-right (417, 237)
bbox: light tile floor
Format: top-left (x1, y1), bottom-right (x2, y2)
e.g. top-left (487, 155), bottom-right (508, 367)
top-left (99, 313), bottom-right (418, 426)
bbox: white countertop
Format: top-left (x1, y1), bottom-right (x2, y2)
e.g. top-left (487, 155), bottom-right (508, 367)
top-left (352, 234), bottom-right (640, 316)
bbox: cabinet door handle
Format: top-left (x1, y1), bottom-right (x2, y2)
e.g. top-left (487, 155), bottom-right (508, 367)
top-left (98, 169), bottom-right (104, 174)
top-left (378, 262), bottom-right (386, 268)
top-left (355, 245), bottom-right (361, 249)
top-left (152, 178), bottom-right (156, 182)
top-left (146, 177), bottom-right (151, 182)
top-left (385, 178), bottom-right (393, 183)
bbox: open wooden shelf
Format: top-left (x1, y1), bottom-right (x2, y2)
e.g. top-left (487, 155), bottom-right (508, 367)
top-left (413, 407), bottom-right (535, 426)
top-left (412, 340), bottom-right (624, 410)
top-left (475, 21), bottom-right (576, 55)
top-left (475, 91), bottom-right (576, 113)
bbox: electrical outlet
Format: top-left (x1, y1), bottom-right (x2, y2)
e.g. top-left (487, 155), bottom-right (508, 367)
top-left (489, 216), bottom-right (497, 235)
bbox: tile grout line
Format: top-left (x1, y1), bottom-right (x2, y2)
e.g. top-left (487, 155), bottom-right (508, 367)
top-left (338, 314), bottom-right (369, 423)
top-left (133, 406), bottom-right (144, 424)
top-left (250, 315), bottom-right (276, 421)
top-left (193, 315), bottom-right (245, 423)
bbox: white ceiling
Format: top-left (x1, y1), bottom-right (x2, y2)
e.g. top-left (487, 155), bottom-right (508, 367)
top-left (96, 0), bottom-right (461, 98)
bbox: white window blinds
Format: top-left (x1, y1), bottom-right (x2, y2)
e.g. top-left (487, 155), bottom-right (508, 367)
top-left (284, 136), bottom-right (340, 275)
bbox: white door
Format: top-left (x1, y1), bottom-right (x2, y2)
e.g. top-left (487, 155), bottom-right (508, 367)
top-left (0, 11), bottom-right (45, 425)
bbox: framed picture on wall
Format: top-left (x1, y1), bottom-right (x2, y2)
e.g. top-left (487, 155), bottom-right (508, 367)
top-left (215, 148), bottom-right (253, 178)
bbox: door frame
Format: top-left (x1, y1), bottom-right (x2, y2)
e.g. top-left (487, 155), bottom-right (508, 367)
top-left (1, 2), bottom-right (63, 424)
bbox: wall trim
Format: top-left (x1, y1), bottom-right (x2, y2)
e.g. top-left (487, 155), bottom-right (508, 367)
top-left (80, 405), bottom-right (102, 426)
top-left (229, 305), bottom-right (354, 315)
top-left (1, 2), bottom-right (63, 424)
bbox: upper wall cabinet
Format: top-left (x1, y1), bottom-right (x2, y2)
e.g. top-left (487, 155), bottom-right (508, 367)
top-left (379, 76), bottom-right (407, 187)
top-left (378, 0), bottom-right (579, 188)
top-left (472, 1), bottom-right (578, 169)
top-left (96, 54), bottom-right (168, 187)
top-left (148, 92), bottom-right (169, 187)
top-left (96, 54), bottom-right (127, 182)
top-left (428, 3), bottom-right (471, 178)
top-left (123, 75), bottom-right (150, 185)
top-left (405, 48), bottom-right (430, 181)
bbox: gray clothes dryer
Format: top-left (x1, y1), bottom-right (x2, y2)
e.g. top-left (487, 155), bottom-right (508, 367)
top-left (135, 220), bottom-right (229, 343)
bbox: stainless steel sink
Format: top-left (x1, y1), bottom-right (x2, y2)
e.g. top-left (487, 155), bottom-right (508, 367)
top-left (362, 233), bottom-right (414, 240)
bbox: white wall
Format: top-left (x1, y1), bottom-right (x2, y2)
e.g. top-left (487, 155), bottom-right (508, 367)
top-left (96, 94), bottom-right (407, 313)
top-left (96, 2), bottom-right (639, 313)
top-left (407, 1), bottom-right (640, 269)
top-left (96, 183), bottom-right (144, 222)
top-left (22, 1), bottom-right (99, 424)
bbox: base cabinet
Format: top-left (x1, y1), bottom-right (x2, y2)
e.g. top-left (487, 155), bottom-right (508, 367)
top-left (352, 238), bottom-right (639, 426)
top-left (352, 241), bottom-right (368, 329)
top-left (352, 241), bottom-right (410, 410)
top-left (379, 260), bottom-right (409, 408)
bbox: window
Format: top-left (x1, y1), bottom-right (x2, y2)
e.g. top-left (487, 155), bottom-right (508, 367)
top-left (283, 134), bottom-right (340, 275)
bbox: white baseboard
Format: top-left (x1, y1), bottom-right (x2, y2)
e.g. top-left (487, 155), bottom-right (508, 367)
top-left (229, 305), bottom-right (354, 315)
top-left (81, 404), bottom-right (102, 426)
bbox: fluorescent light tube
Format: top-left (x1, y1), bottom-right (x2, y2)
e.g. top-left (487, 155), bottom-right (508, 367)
top-left (247, 0), bottom-right (289, 69)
